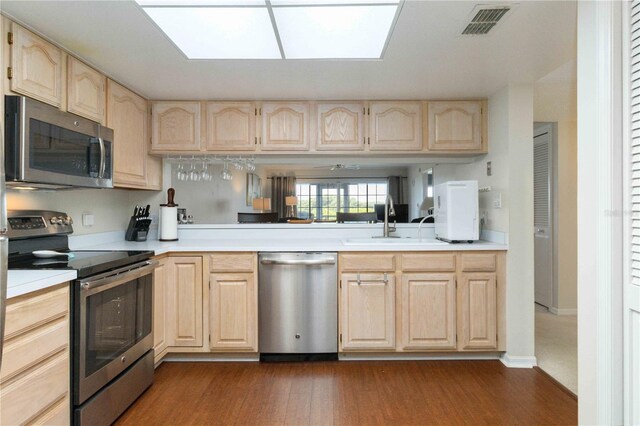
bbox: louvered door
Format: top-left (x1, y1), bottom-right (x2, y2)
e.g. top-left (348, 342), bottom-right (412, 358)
top-left (627, 3), bottom-right (640, 423)
top-left (533, 124), bottom-right (553, 308)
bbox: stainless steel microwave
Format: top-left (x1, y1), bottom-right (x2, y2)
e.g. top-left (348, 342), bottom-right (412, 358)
top-left (4, 95), bottom-right (113, 189)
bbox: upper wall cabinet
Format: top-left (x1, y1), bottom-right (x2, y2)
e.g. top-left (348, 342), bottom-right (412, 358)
top-left (107, 79), bottom-right (149, 188)
top-left (261, 102), bottom-right (310, 151)
top-left (427, 101), bottom-right (484, 152)
top-left (67, 56), bottom-right (106, 123)
top-left (315, 102), bottom-right (365, 151)
top-left (368, 102), bottom-right (422, 151)
top-left (206, 102), bottom-right (256, 151)
top-left (10, 24), bottom-right (63, 107)
top-left (151, 101), bottom-right (201, 152)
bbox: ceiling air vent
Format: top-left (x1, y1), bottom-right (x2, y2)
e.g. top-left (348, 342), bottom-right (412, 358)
top-left (462, 5), bottom-right (511, 35)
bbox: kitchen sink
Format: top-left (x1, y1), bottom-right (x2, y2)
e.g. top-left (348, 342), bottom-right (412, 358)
top-left (342, 238), bottom-right (448, 246)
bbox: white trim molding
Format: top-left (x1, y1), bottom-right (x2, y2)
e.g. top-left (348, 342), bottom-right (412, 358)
top-left (577, 1), bottom-right (625, 424)
top-left (499, 353), bottom-right (537, 369)
top-left (548, 307), bottom-right (577, 316)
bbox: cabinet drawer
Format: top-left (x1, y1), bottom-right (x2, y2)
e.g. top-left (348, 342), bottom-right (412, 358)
top-left (1, 316), bottom-right (68, 383)
top-left (460, 253), bottom-right (496, 272)
top-left (0, 350), bottom-right (69, 426)
top-left (401, 253), bottom-right (456, 272)
top-left (209, 253), bottom-right (255, 272)
top-left (4, 285), bottom-right (69, 339)
top-left (340, 253), bottom-right (395, 272)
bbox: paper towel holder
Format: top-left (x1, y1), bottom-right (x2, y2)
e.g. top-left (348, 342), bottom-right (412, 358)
top-left (159, 188), bottom-right (179, 242)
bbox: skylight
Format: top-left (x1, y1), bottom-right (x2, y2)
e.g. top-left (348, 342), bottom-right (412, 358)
top-left (136, 0), bottom-right (403, 60)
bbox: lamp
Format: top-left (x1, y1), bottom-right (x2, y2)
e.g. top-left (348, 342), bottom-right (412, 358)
top-left (252, 197), bottom-right (271, 212)
top-left (419, 197), bottom-right (433, 215)
top-left (285, 196), bottom-right (298, 218)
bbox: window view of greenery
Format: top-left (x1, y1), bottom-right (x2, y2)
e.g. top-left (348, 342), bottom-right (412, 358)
top-left (296, 181), bottom-right (388, 221)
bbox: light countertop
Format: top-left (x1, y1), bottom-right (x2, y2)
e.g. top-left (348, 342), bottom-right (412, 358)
top-left (89, 238), bottom-right (507, 255)
top-left (8, 270), bottom-right (76, 299)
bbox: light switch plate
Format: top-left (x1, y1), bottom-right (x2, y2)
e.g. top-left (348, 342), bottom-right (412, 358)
top-left (493, 193), bottom-right (502, 209)
top-left (487, 161), bottom-right (492, 176)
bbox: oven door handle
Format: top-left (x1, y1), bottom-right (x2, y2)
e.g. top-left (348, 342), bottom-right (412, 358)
top-left (79, 260), bottom-right (158, 295)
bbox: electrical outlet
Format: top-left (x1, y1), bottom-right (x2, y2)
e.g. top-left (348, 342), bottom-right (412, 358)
top-left (82, 213), bottom-right (94, 227)
top-left (493, 193), bottom-right (502, 209)
top-left (487, 161), bottom-right (492, 176)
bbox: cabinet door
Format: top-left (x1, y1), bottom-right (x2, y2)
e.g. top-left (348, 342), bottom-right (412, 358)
top-left (368, 102), bottom-right (422, 151)
top-left (153, 259), bottom-right (168, 361)
top-left (166, 257), bottom-right (203, 347)
top-left (341, 273), bottom-right (395, 350)
top-left (206, 102), bottom-right (256, 151)
top-left (458, 272), bottom-right (497, 350)
top-left (401, 273), bottom-right (456, 350)
top-left (427, 101), bottom-right (483, 151)
top-left (261, 102), bottom-right (310, 151)
top-left (151, 102), bottom-right (201, 151)
top-left (316, 102), bottom-right (365, 151)
top-left (209, 273), bottom-right (257, 351)
top-left (10, 24), bottom-right (63, 107)
top-left (67, 56), bottom-right (106, 123)
top-left (107, 79), bottom-right (149, 188)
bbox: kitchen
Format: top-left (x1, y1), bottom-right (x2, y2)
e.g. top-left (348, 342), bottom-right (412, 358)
top-left (0, 1), bottom-right (587, 425)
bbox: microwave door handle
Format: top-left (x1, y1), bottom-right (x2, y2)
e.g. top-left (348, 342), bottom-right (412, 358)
top-left (98, 137), bottom-right (106, 179)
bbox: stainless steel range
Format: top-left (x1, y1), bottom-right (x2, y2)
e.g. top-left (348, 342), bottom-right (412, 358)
top-left (7, 210), bottom-right (157, 426)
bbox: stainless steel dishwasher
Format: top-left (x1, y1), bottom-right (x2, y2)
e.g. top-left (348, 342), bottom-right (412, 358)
top-left (258, 252), bottom-right (338, 361)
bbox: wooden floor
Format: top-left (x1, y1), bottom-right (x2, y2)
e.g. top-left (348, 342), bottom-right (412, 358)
top-left (115, 360), bottom-right (577, 426)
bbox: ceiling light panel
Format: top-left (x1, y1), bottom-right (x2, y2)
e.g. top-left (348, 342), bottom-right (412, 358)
top-left (270, 0), bottom-right (398, 5)
top-left (137, 0), bottom-right (266, 5)
top-left (141, 6), bottom-right (281, 59)
top-left (273, 5), bottom-right (398, 59)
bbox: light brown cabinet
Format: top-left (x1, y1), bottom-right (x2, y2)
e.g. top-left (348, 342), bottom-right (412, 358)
top-left (9, 23), bottom-right (63, 107)
top-left (427, 101), bottom-right (484, 152)
top-left (457, 272), bottom-right (497, 350)
top-left (151, 101), bottom-right (201, 152)
top-left (0, 283), bottom-right (70, 426)
top-left (67, 56), bottom-right (106, 123)
top-left (340, 272), bottom-right (396, 350)
top-left (209, 273), bottom-right (257, 351)
top-left (153, 259), bottom-right (168, 363)
top-left (107, 79), bottom-right (154, 189)
top-left (260, 102), bottom-right (310, 151)
top-left (206, 102), bottom-right (256, 151)
top-left (401, 273), bottom-right (456, 350)
top-left (165, 256), bottom-right (203, 347)
top-left (368, 102), bottom-right (422, 151)
top-left (315, 102), bottom-right (365, 151)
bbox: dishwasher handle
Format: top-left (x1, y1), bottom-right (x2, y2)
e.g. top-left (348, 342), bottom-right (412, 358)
top-left (260, 258), bottom-right (336, 266)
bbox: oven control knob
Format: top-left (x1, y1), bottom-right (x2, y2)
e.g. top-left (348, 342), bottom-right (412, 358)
top-left (63, 216), bottom-right (72, 225)
top-left (50, 217), bottom-right (57, 225)
top-left (54, 217), bottom-right (63, 225)
top-left (121, 356), bottom-right (126, 363)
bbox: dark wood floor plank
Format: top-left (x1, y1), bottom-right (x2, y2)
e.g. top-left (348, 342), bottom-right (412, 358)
top-left (114, 360), bottom-right (577, 426)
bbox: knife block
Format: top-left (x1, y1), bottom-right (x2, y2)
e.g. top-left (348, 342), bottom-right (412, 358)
top-left (125, 216), bottom-right (152, 242)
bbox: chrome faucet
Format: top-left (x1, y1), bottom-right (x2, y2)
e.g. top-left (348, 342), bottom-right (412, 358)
top-left (379, 194), bottom-right (398, 238)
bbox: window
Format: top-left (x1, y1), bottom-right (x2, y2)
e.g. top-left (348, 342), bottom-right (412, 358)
top-left (296, 180), bottom-right (387, 221)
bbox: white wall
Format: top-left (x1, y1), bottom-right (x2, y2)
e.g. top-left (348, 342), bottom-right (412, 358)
top-left (534, 63), bottom-right (578, 313)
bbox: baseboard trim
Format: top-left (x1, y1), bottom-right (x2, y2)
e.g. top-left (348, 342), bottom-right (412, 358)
top-left (339, 352), bottom-right (503, 361)
top-left (161, 353), bottom-right (260, 362)
top-left (548, 307), bottom-right (577, 315)
top-left (533, 366), bottom-right (578, 400)
top-left (500, 353), bottom-right (537, 368)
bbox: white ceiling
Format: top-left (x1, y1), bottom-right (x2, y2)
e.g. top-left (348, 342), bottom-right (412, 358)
top-left (0, 0), bottom-right (576, 100)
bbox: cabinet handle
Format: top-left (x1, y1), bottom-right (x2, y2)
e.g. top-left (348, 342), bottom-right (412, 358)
top-left (356, 272), bottom-right (388, 285)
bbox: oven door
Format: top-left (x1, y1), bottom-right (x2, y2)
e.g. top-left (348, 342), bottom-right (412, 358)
top-left (75, 260), bottom-right (157, 405)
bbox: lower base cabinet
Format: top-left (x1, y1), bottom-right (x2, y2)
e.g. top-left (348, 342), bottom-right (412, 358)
top-left (209, 273), bottom-right (257, 352)
top-left (0, 283), bottom-right (70, 425)
top-left (401, 273), bottom-right (456, 350)
top-left (340, 273), bottom-right (396, 350)
top-left (153, 258), bottom-right (169, 362)
top-left (165, 256), bottom-right (203, 348)
top-left (458, 272), bottom-right (497, 350)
